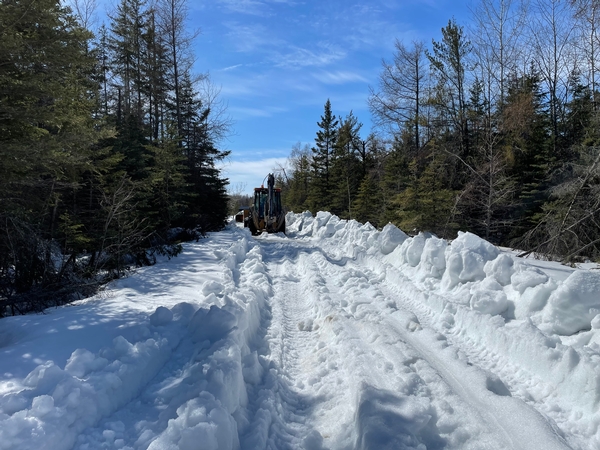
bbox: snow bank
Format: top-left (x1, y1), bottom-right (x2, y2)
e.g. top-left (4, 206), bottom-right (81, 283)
top-left (286, 211), bottom-right (600, 424)
top-left (0, 227), bottom-right (275, 450)
top-left (0, 326), bottom-right (179, 450)
top-left (287, 211), bottom-right (600, 337)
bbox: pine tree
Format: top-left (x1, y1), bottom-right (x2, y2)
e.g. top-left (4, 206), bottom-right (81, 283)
top-left (108, 0), bottom-right (148, 122)
top-left (330, 111), bottom-right (362, 217)
top-left (0, 0), bottom-right (100, 308)
top-left (177, 73), bottom-right (230, 232)
top-left (307, 99), bottom-right (338, 212)
top-left (282, 142), bottom-right (312, 212)
top-left (502, 68), bottom-right (552, 242)
top-left (393, 152), bottom-right (459, 237)
top-left (427, 19), bottom-right (473, 160)
top-left (353, 175), bottom-right (383, 227)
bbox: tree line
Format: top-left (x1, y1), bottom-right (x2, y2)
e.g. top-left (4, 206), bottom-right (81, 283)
top-left (0, 0), bottom-right (230, 315)
top-left (281, 0), bottom-right (600, 264)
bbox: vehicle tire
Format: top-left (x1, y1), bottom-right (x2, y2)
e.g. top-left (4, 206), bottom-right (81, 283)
top-left (248, 217), bottom-right (258, 236)
top-left (279, 218), bottom-right (286, 234)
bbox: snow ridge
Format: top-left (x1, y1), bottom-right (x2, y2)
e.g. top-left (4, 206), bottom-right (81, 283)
top-left (287, 211), bottom-right (600, 448)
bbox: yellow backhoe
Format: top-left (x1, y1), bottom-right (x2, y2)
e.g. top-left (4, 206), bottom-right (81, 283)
top-left (245, 174), bottom-right (286, 235)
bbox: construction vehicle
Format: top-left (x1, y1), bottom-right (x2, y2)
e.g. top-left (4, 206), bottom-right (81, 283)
top-left (245, 173), bottom-right (286, 235)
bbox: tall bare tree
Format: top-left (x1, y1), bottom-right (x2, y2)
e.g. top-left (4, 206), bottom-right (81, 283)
top-left (529, 0), bottom-right (578, 156)
top-left (470, 0), bottom-right (529, 111)
top-left (369, 40), bottom-right (428, 154)
top-left (157, 0), bottom-right (199, 136)
top-left (570, 0), bottom-right (600, 111)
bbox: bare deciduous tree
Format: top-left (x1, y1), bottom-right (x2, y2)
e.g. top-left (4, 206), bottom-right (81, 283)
top-left (529, 0), bottom-right (578, 155)
top-left (368, 40), bottom-right (428, 154)
top-left (470, 0), bottom-right (529, 110)
top-left (570, 0), bottom-right (600, 110)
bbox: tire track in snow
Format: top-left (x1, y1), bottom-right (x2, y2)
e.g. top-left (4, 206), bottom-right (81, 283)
top-left (304, 242), bottom-right (570, 450)
top-left (256, 237), bottom-right (495, 448)
top-left (307, 249), bottom-right (504, 449)
top-left (370, 260), bottom-right (583, 449)
top-left (240, 238), bottom-right (324, 450)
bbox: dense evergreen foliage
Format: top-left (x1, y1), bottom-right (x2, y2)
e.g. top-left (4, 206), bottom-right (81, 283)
top-left (282, 1), bottom-right (600, 264)
top-left (0, 0), bottom-right (230, 315)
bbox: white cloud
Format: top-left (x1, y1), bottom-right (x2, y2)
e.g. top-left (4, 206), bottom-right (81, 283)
top-left (224, 22), bottom-right (279, 52)
top-left (217, 0), bottom-right (268, 16)
top-left (220, 64), bottom-right (244, 72)
top-left (219, 156), bottom-right (290, 195)
top-left (228, 106), bottom-right (288, 119)
top-left (312, 70), bottom-right (368, 85)
top-left (274, 43), bottom-right (347, 68)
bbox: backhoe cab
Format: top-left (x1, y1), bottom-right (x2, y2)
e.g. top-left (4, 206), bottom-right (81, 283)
top-left (246, 173), bottom-right (286, 235)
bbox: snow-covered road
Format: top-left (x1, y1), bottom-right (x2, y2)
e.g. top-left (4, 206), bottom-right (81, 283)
top-left (2, 212), bottom-right (600, 449)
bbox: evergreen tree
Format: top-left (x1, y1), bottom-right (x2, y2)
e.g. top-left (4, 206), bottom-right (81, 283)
top-left (178, 73), bottom-right (230, 232)
top-left (393, 152), bottom-right (459, 237)
top-left (0, 0), bottom-right (100, 309)
top-left (282, 142), bottom-right (312, 212)
top-left (353, 174), bottom-right (383, 227)
top-left (108, 0), bottom-right (148, 122)
top-left (330, 111), bottom-right (362, 217)
top-left (502, 68), bottom-right (552, 242)
top-left (427, 19), bottom-right (473, 160)
top-left (307, 99), bottom-right (338, 212)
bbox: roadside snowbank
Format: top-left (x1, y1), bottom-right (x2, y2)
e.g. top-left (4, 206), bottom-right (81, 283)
top-left (286, 211), bottom-right (600, 338)
top-left (0, 230), bottom-right (272, 450)
top-left (286, 211), bottom-right (600, 429)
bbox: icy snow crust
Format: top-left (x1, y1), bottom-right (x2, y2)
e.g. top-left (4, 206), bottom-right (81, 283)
top-left (0, 211), bottom-right (599, 449)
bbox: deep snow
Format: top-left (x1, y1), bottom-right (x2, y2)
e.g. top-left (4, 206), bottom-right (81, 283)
top-left (1, 211), bottom-right (600, 449)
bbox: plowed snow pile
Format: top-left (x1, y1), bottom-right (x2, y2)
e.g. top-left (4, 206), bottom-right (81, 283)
top-left (1, 211), bottom-right (600, 449)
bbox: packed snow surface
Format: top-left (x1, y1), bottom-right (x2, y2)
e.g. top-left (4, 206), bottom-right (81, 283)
top-left (1, 211), bottom-right (600, 449)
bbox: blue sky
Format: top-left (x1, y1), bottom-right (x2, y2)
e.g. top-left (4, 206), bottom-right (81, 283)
top-left (97, 0), bottom-right (472, 194)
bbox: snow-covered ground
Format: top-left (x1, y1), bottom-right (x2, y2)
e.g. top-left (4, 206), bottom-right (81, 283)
top-left (1, 211), bottom-right (600, 449)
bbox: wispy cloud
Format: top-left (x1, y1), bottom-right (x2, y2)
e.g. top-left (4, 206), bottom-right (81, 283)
top-left (274, 43), bottom-right (347, 68)
top-left (312, 70), bottom-right (368, 85)
top-left (220, 64), bottom-right (244, 72)
top-left (229, 106), bottom-right (288, 119)
top-left (216, 0), bottom-right (300, 16)
top-left (217, 0), bottom-right (269, 16)
top-left (224, 22), bottom-right (279, 53)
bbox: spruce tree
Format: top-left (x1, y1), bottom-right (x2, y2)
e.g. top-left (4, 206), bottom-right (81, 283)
top-left (330, 111), bottom-right (362, 217)
top-left (427, 19), bottom-right (473, 160)
top-left (308, 99), bottom-right (338, 212)
top-left (0, 0), bottom-right (100, 308)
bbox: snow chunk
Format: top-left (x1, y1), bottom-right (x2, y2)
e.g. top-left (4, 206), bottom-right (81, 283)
top-left (379, 223), bottom-right (408, 255)
top-left (416, 237), bottom-right (447, 280)
top-left (189, 305), bottom-right (238, 344)
top-left (513, 279), bottom-right (556, 320)
top-left (469, 284), bottom-right (508, 316)
top-left (400, 233), bottom-right (428, 267)
top-left (543, 271), bottom-right (600, 335)
top-left (147, 394), bottom-right (239, 450)
top-left (150, 306), bottom-right (174, 326)
top-left (511, 264), bottom-right (549, 294)
top-left (484, 253), bottom-right (514, 286)
top-left (202, 280), bottom-right (225, 297)
top-left (23, 361), bottom-right (66, 392)
top-left (65, 349), bottom-right (108, 378)
top-left (441, 232), bottom-right (499, 290)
